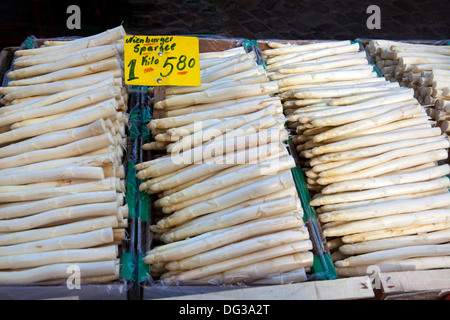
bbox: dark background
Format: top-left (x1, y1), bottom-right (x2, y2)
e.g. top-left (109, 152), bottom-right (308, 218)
top-left (0, 0), bottom-right (449, 50)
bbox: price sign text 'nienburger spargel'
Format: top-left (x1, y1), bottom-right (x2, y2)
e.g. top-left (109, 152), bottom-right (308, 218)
top-left (124, 35), bottom-right (200, 86)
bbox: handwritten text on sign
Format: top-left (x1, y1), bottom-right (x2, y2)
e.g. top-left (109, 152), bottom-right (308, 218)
top-left (124, 35), bottom-right (200, 86)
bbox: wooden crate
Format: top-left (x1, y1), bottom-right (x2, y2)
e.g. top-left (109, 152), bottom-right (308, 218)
top-left (375, 269), bottom-right (450, 300)
top-left (155, 275), bottom-right (375, 300)
top-left (258, 38), bottom-right (450, 301)
top-left (139, 37), bottom-right (342, 300)
top-left (0, 36), bottom-right (135, 300)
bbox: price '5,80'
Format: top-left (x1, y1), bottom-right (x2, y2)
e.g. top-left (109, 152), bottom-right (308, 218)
top-left (160, 55), bottom-right (196, 77)
top-left (127, 54), bottom-right (196, 82)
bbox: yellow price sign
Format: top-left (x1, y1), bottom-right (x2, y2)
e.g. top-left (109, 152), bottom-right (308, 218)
top-left (124, 35), bottom-right (200, 87)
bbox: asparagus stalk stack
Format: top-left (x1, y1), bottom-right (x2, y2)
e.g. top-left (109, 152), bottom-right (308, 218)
top-left (137, 46), bottom-right (314, 285)
top-left (366, 40), bottom-right (450, 133)
top-left (0, 26), bottom-right (129, 284)
top-left (262, 40), bottom-right (450, 277)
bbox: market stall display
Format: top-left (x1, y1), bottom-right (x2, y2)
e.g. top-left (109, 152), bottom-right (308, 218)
top-left (0, 26), bottom-right (130, 285)
top-left (260, 40), bottom-right (450, 277)
top-left (136, 43), bottom-right (317, 285)
top-left (0, 19), bottom-right (447, 299)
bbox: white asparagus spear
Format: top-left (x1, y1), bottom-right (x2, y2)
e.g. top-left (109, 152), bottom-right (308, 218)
top-left (14, 25), bottom-right (126, 57)
top-left (311, 127), bottom-right (442, 156)
top-left (201, 58), bottom-right (256, 83)
top-left (0, 99), bottom-right (117, 146)
top-left (9, 111), bottom-right (73, 129)
top-left (165, 75), bottom-right (268, 103)
top-left (0, 216), bottom-right (118, 246)
top-left (8, 46), bottom-right (121, 80)
top-left (327, 88), bottom-right (415, 106)
top-left (272, 64), bottom-right (375, 80)
top-left (0, 228), bottom-right (114, 257)
top-left (150, 98), bottom-right (278, 129)
top-left (0, 132), bottom-right (115, 169)
top-left (0, 153), bottom-right (116, 178)
top-left (164, 227), bottom-right (309, 271)
top-left (250, 268), bottom-right (308, 285)
top-left (317, 187), bottom-right (447, 214)
top-left (211, 64), bottom-right (267, 83)
top-left (199, 51), bottom-right (255, 76)
top-left (144, 214), bottom-right (304, 263)
top-left (155, 171), bottom-right (295, 229)
top-left (311, 99), bottom-right (422, 127)
top-left (0, 86), bottom-right (116, 127)
top-left (7, 57), bottom-right (122, 87)
top-left (0, 260), bottom-right (118, 284)
top-left (319, 193), bottom-right (450, 223)
top-left (321, 163), bottom-right (450, 194)
top-left (311, 134), bottom-right (443, 166)
top-left (413, 63), bottom-right (450, 73)
top-left (164, 94), bottom-right (271, 116)
top-left (151, 186), bottom-right (298, 235)
top-left (339, 228), bottom-right (450, 255)
top-left (0, 119), bottom-right (108, 158)
top-left (0, 191), bottom-right (120, 219)
top-left (263, 40), bottom-right (351, 56)
top-left (138, 128), bottom-right (283, 178)
top-left (276, 67), bottom-right (374, 87)
top-left (166, 104), bottom-right (278, 153)
top-left (316, 149), bottom-right (448, 185)
top-left (198, 56), bottom-right (238, 70)
top-left (290, 82), bottom-right (398, 99)
top-left (309, 102), bottom-right (419, 135)
top-left (335, 256), bottom-right (450, 277)
top-left (0, 166), bottom-right (105, 186)
top-left (154, 82), bottom-right (279, 109)
top-left (199, 47), bottom-right (246, 60)
top-left (267, 43), bottom-right (360, 69)
top-left (335, 243), bottom-right (450, 268)
top-left (164, 241), bottom-right (313, 282)
top-left (312, 177), bottom-right (450, 206)
top-left (274, 58), bottom-right (369, 76)
top-left (0, 202), bottom-right (121, 232)
top-left (341, 222), bottom-right (450, 244)
top-left (159, 196), bottom-right (300, 242)
top-left (279, 77), bottom-right (386, 93)
top-left (0, 74), bottom-right (114, 105)
top-left (14, 44), bottom-right (124, 68)
top-left (147, 143), bottom-right (285, 192)
top-left (391, 44), bottom-right (450, 55)
top-left (0, 245), bottom-right (118, 270)
top-left (317, 140), bottom-right (449, 178)
top-left (161, 156), bottom-right (295, 205)
top-left (157, 168), bottom-right (291, 214)
top-left (197, 252), bottom-right (314, 284)
top-left (323, 209), bottom-right (450, 237)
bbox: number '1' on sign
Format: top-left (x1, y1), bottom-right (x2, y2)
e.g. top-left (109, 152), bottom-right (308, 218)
top-left (124, 35), bottom-right (200, 87)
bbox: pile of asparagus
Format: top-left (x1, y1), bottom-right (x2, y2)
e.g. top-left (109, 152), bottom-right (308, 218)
top-left (366, 40), bottom-right (450, 132)
top-left (137, 46), bottom-right (314, 285)
top-left (262, 40), bottom-right (450, 277)
top-left (0, 26), bottom-right (129, 284)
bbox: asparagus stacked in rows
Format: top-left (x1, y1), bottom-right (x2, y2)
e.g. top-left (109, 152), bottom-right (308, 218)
top-left (137, 46), bottom-right (314, 285)
top-left (366, 40), bottom-right (450, 133)
top-left (262, 40), bottom-right (450, 277)
top-left (0, 26), bottom-right (129, 284)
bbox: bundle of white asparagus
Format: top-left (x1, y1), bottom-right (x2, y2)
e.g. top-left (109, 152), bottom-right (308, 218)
top-left (137, 46), bottom-right (314, 285)
top-left (0, 26), bottom-right (129, 284)
top-left (263, 40), bottom-right (450, 277)
top-left (366, 40), bottom-right (450, 117)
